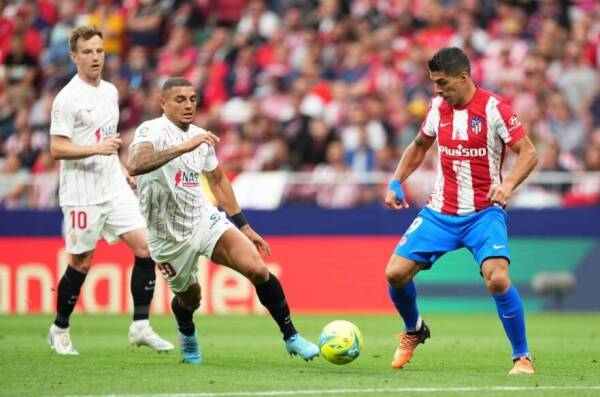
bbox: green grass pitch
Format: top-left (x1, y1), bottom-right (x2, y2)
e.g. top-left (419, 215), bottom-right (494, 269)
top-left (1, 313), bottom-right (599, 397)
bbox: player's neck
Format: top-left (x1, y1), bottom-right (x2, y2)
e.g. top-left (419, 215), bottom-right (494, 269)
top-left (165, 114), bottom-right (190, 131)
top-left (77, 73), bottom-right (101, 87)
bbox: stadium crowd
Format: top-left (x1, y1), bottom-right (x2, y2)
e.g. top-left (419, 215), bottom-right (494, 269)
top-left (0, 0), bottom-right (599, 209)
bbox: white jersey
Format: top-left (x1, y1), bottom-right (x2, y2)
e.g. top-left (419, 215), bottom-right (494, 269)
top-left (50, 75), bottom-right (130, 206)
top-left (130, 115), bottom-right (219, 248)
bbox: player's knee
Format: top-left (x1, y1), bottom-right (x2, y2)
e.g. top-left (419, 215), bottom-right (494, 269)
top-left (132, 245), bottom-right (150, 258)
top-left (485, 270), bottom-right (510, 293)
top-left (246, 264), bottom-right (270, 285)
top-left (385, 265), bottom-right (411, 287)
top-left (70, 252), bottom-right (93, 273)
top-left (133, 246), bottom-right (150, 258)
top-left (181, 292), bottom-right (201, 312)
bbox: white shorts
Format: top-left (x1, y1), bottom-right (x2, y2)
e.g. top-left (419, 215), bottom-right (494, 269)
top-left (62, 190), bottom-right (146, 254)
top-left (149, 209), bottom-right (234, 294)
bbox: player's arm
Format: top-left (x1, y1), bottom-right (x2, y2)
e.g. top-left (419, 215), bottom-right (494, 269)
top-left (126, 132), bottom-right (219, 176)
top-left (488, 135), bottom-right (538, 205)
top-left (203, 165), bottom-right (272, 256)
top-left (49, 135), bottom-right (122, 160)
top-left (385, 134), bottom-right (435, 209)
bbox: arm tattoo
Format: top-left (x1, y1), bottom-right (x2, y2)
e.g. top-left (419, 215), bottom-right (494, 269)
top-left (414, 135), bottom-right (426, 146)
top-left (127, 143), bottom-right (183, 176)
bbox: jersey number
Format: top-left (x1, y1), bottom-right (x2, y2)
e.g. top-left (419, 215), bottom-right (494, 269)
top-left (69, 210), bottom-right (87, 229)
top-left (157, 263), bottom-right (177, 278)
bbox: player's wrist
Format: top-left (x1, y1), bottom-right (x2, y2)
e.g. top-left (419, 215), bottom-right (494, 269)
top-left (388, 179), bottom-right (404, 200)
top-left (231, 211), bottom-right (248, 228)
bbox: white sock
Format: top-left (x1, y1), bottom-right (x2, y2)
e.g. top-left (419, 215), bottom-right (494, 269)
top-left (132, 319), bottom-right (149, 330)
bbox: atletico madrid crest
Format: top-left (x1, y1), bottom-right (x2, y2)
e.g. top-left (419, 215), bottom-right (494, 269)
top-left (470, 117), bottom-right (483, 134)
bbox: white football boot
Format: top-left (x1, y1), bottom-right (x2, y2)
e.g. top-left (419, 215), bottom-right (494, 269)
top-left (128, 321), bottom-right (174, 352)
top-left (48, 324), bottom-right (79, 355)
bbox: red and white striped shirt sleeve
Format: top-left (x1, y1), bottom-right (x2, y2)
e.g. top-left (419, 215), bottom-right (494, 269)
top-left (493, 100), bottom-right (526, 145)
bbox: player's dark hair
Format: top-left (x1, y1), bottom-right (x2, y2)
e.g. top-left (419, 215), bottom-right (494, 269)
top-left (69, 25), bottom-right (103, 52)
top-left (162, 77), bottom-right (194, 93)
top-left (428, 47), bottom-right (471, 76)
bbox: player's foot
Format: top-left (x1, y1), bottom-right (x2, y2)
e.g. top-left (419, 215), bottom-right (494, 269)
top-left (178, 332), bottom-right (202, 364)
top-left (391, 321), bottom-right (430, 369)
top-left (509, 356), bottom-right (534, 375)
top-left (48, 324), bottom-right (79, 355)
top-left (128, 323), bottom-right (174, 352)
top-left (285, 333), bottom-right (319, 361)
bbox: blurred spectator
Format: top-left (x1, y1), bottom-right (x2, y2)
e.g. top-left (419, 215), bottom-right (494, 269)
top-left (312, 141), bottom-right (361, 208)
top-left (158, 25), bottom-right (198, 82)
top-left (0, 154), bottom-right (29, 209)
top-left (556, 41), bottom-right (598, 113)
top-left (236, 0), bottom-right (280, 41)
top-left (126, 0), bottom-right (165, 49)
top-left (546, 91), bottom-right (588, 165)
top-left (87, 0), bottom-right (126, 56)
top-left (562, 142), bottom-right (600, 207)
top-left (28, 149), bottom-right (58, 209)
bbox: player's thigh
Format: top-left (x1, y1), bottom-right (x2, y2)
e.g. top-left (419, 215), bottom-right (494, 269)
top-left (210, 228), bottom-right (268, 283)
top-left (393, 208), bottom-right (462, 269)
top-left (62, 205), bottom-right (104, 256)
top-left (155, 246), bottom-right (201, 295)
top-left (102, 190), bottom-right (146, 246)
top-left (463, 207), bottom-right (511, 268)
top-left (120, 227), bottom-right (150, 257)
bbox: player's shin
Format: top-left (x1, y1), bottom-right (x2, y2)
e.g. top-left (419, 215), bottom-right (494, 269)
top-left (255, 273), bottom-right (298, 340)
top-left (55, 265), bottom-right (87, 328)
top-left (171, 296), bottom-right (196, 336)
top-left (492, 285), bottom-right (530, 359)
top-left (131, 256), bottom-right (156, 322)
top-left (388, 281), bottom-right (422, 332)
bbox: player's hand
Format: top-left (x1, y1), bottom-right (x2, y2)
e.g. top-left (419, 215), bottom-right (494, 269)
top-left (180, 131), bottom-right (220, 153)
top-left (240, 225), bottom-right (272, 257)
top-left (125, 174), bottom-right (137, 190)
top-left (385, 180), bottom-right (409, 210)
top-left (96, 134), bottom-right (122, 155)
top-left (487, 183), bottom-right (513, 207)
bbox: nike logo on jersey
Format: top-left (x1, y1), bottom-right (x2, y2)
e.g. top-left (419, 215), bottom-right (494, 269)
top-left (440, 122), bottom-right (452, 127)
top-left (493, 244), bottom-right (506, 249)
top-left (502, 314), bottom-right (517, 319)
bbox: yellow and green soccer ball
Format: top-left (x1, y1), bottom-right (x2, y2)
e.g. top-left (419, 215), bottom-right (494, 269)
top-left (318, 320), bottom-right (363, 365)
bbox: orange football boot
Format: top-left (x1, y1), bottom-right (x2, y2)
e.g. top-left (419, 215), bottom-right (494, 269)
top-left (509, 356), bottom-right (535, 375)
top-left (391, 322), bottom-right (430, 369)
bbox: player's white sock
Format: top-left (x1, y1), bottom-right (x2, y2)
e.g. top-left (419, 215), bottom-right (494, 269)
top-left (131, 319), bottom-right (150, 330)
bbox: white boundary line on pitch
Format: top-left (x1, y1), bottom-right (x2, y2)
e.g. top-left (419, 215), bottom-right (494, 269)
top-left (64, 385), bottom-right (600, 397)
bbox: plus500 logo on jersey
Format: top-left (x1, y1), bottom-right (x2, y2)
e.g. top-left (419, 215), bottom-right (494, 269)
top-left (439, 145), bottom-right (487, 157)
top-left (174, 169), bottom-right (200, 187)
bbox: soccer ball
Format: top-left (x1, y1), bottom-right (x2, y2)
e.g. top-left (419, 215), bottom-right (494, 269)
top-left (318, 320), bottom-right (363, 365)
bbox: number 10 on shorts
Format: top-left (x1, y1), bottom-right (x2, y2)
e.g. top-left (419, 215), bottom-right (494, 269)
top-left (69, 210), bottom-right (88, 229)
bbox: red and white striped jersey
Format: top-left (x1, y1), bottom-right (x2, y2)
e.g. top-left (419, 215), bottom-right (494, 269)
top-left (50, 75), bottom-right (130, 206)
top-left (130, 116), bottom-right (219, 245)
top-left (420, 87), bottom-right (526, 215)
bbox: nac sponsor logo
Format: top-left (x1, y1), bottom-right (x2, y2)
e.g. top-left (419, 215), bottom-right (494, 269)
top-left (439, 144), bottom-right (487, 157)
top-left (95, 124), bottom-right (118, 142)
top-left (174, 169), bottom-right (200, 187)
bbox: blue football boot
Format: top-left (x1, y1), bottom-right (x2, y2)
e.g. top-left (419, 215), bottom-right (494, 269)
top-left (179, 332), bottom-right (202, 364)
top-left (285, 333), bottom-right (319, 361)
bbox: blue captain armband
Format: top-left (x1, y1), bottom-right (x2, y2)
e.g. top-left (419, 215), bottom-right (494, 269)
top-left (388, 179), bottom-right (404, 201)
